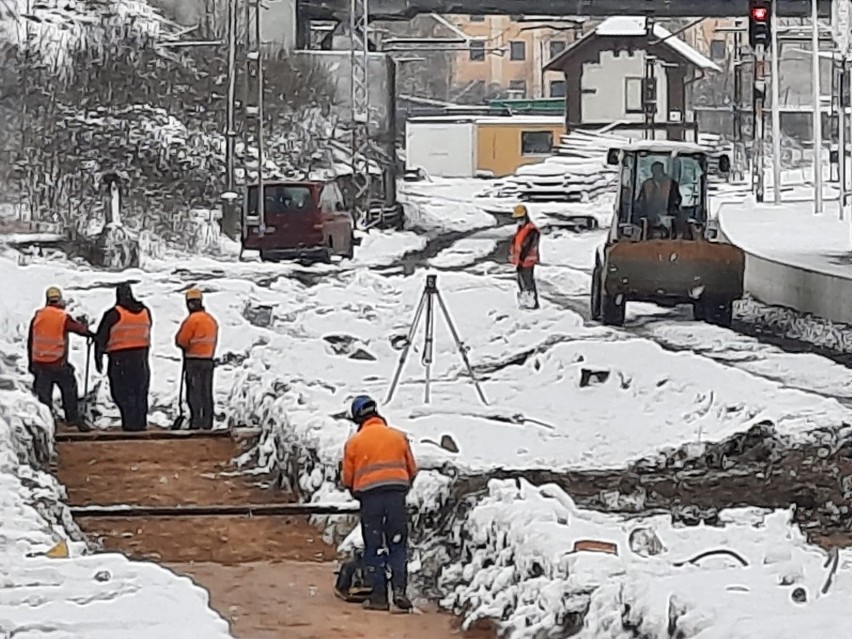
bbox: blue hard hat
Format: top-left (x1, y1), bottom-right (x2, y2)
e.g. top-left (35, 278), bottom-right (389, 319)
top-left (349, 395), bottom-right (377, 422)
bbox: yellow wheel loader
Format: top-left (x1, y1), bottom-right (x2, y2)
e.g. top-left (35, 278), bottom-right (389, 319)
top-left (590, 142), bottom-right (744, 328)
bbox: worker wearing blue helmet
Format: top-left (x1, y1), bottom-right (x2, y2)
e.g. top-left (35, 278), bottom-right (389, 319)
top-left (341, 395), bottom-right (418, 612)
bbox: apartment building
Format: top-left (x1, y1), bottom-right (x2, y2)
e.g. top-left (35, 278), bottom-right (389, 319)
top-left (449, 15), bottom-right (584, 100)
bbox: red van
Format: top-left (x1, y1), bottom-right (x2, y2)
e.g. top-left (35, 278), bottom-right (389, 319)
top-left (240, 180), bottom-right (357, 262)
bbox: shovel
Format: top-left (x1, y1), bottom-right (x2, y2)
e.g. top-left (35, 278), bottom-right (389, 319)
top-left (76, 340), bottom-right (94, 432)
top-left (171, 360), bottom-right (186, 430)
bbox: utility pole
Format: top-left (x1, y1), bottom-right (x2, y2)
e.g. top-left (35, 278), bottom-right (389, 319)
top-left (734, 31), bottom-right (745, 181)
top-left (770, 0), bottom-right (782, 203)
top-left (225, 0), bottom-right (237, 197)
top-left (753, 44), bottom-right (767, 202)
top-left (643, 55), bottom-right (657, 140)
top-left (812, 0), bottom-right (824, 213)
top-left (242, 0), bottom-right (265, 227)
top-left (349, 0), bottom-right (372, 225)
top-left (748, 0), bottom-right (771, 202)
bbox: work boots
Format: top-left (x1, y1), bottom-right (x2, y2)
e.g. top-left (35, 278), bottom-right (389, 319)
top-left (66, 417), bottom-right (93, 433)
top-left (391, 587), bottom-right (413, 613)
top-left (362, 598), bottom-right (390, 611)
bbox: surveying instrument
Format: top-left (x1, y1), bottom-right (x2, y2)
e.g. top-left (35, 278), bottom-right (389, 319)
top-left (385, 274), bottom-right (487, 405)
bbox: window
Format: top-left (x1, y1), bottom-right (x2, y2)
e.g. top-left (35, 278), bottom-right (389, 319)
top-left (709, 39), bottom-right (727, 61)
top-left (625, 77), bottom-right (643, 114)
top-left (510, 40), bottom-right (526, 61)
top-left (521, 130), bottom-right (553, 155)
top-left (469, 14), bottom-right (485, 21)
top-left (632, 152), bottom-right (706, 224)
top-left (508, 79), bottom-right (527, 97)
top-left (469, 41), bottom-right (485, 61)
top-left (319, 183), bottom-right (346, 215)
top-left (549, 79), bottom-right (566, 98)
top-left (549, 40), bottom-right (566, 60)
top-left (247, 185), bottom-right (313, 216)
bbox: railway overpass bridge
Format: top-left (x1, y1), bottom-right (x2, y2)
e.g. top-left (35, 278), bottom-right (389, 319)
top-left (299, 0), bottom-right (831, 21)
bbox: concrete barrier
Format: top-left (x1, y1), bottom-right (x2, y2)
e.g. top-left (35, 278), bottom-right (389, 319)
top-left (719, 208), bottom-right (852, 325)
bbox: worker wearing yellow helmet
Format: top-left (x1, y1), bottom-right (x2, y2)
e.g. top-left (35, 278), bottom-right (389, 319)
top-left (28, 286), bottom-right (95, 431)
top-left (509, 204), bottom-right (540, 310)
top-left (175, 287), bottom-right (219, 430)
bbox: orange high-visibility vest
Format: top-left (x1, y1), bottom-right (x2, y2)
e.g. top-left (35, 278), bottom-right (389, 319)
top-left (106, 307), bottom-right (151, 353)
top-left (342, 417), bottom-right (417, 494)
top-left (176, 310), bottom-right (218, 359)
top-left (31, 306), bottom-right (69, 364)
top-left (510, 222), bottom-right (540, 268)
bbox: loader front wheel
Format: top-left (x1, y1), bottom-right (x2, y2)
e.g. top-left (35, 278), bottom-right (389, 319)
top-left (601, 293), bottom-right (625, 327)
top-left (590, 266), bottom-right (602, 321)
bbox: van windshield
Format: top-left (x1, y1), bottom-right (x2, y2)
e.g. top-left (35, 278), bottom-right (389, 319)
top-left (247, 185), bottom-right (313, 215)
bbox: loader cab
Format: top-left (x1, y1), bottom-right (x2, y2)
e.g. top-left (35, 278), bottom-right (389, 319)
top-left (606, 143), bottom-right (730, 242)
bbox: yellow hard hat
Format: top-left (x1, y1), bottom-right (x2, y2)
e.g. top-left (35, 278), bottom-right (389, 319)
top-left (185, 288), bottom-right (203, 301)
top-left (45, 286), bottom-right (62, 302)
top-left (512, 204), bottom-right (528, 219)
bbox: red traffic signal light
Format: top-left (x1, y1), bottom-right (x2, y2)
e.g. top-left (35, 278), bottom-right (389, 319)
top-left (750, 6), bottom-right (768, 20)
top-left (748, 0), bottom-right (772, 48)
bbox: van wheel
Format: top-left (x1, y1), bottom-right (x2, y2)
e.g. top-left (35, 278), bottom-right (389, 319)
top-left (601, 293), bottom-right (625, 326)
top-left (590, 265), bottom-right (602, 321)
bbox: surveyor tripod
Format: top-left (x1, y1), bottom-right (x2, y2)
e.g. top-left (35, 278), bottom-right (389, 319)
top-left (385, 274), bottom-right (487, 405)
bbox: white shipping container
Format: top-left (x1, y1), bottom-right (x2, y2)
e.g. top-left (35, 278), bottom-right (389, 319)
top-left (405, 120), bottom-right (476, 178)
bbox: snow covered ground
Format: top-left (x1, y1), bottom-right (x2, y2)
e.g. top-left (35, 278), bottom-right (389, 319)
top-left (6, 175), bottom-right (852, 636)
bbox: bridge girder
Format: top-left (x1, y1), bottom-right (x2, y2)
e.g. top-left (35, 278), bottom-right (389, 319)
top-left (299, 0), bottom-right (830, 21)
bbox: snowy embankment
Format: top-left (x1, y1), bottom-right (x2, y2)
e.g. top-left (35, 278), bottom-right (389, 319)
top-left (440, 479), bottom-right (852, 639)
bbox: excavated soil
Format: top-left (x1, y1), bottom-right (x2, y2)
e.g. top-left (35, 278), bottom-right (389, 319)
top-left (57, 438), bottom-right (275, 506)
top-left (77, 515), bottom-right (337, 564)
top-left (177, 561), bottom-right (494, 639)
top-left (58, 430), bottom-right (496, 638)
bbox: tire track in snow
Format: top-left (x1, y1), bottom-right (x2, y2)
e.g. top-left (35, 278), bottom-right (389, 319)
top-left (533, 268), bottom-right (852, 408)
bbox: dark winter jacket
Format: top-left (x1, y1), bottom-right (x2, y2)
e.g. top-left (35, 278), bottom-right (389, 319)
top-left (94, 289), bottom-right (152, 361)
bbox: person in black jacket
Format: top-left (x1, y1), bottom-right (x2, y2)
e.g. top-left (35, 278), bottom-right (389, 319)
top-left (94, 283), bottom-right (153, 431)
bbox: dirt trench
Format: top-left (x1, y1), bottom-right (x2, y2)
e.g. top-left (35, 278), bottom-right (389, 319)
top-left (56, 428), bottom-right (493, 639)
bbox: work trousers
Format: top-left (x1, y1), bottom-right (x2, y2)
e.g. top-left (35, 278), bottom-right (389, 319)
top-left (107, 348), bottom-right (150, 431)
top-left (185, 358), bottom-right (215, 430)
top-left (359, 489), bottom-right (409, 600)
top-left (517, 265), bottom-right (539, 308)
top-left (33, 363), bottom-right (79, 422)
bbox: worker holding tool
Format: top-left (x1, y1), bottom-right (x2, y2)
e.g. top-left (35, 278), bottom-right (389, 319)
top-left (27, 287), bottom-right (94, 431)
top-left (341, 395), bottom-right (417, 613)
top-left (94, 283), bottom-right (152, 432)
top-left (174, 288), bottom-right (218, 430)
top-left (509, 204), bottom-right (541, 310)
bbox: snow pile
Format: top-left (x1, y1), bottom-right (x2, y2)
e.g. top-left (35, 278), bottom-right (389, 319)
top-left (443, 479), bottom-right (851, 638)
top-left (400, 179), bottom-right (496, 233)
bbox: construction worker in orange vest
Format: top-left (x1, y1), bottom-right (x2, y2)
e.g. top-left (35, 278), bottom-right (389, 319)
top-left (341, 395), bottom-right (417, 613)
top-left (175, 288), bottom-right (219, 430)
top-left (27, 287), bottom-right (94, 431)
top-left (509, 204), bottom-right (541, 310)
top-left (94, 283), bottom-right (152, 432)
